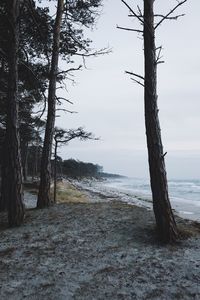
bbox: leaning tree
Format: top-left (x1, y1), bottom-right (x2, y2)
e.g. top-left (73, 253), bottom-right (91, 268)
top-left (37, 0), bottom-right (105, 208)
top-left (37, 0), bottom-right (65, 208)
top-left (120, 0), bottom-right (187, 242)
top-left (53, 127), bottom-right (96, 203)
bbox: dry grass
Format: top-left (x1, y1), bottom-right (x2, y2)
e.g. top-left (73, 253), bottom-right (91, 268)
top-left (54, 181), bottom-right (90, 204)
top-left (23, 179), bottom-right (90, 204)
top-left (177, 219), bottom-right (200, 240)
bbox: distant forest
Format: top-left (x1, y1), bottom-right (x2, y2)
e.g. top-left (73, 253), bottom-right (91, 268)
top-left (24, 149), bottom-right (121, 179)
top-left (60, 159), bottom-right (123, 179)
top-left (25, 150), bottom-right (104, 179)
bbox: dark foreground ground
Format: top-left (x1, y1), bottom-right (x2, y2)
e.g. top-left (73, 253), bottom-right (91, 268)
top-left (0, 200), bottom-right (200, 300)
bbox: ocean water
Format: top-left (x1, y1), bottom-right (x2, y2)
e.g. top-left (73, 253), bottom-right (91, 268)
top-left (103, 177), bottom-right (200, 221)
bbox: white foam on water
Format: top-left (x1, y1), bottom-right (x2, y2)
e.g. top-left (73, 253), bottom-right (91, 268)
top-left (96, 177), bottom-right (200, 221)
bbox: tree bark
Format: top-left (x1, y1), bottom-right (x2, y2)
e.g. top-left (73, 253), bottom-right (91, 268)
top-left (53, 141), bottom-right (58, 203)
top-left (5, 0), bottom-right (25, 226)
top-left (143, 0), bottom-right (178, 242)
top-left (0, 141), bottom-right (8, 212)
top-left (37, 0), bottom-right (64, 208)
top-left (21, 141), bottom-right (28, 182)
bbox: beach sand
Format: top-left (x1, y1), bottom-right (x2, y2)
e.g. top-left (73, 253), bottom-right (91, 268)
top-left (0, 180), bottom-right (200, 299)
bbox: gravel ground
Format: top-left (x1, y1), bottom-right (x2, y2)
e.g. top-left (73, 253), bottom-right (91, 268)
top-left (1, 194), bottom-right (200, 300)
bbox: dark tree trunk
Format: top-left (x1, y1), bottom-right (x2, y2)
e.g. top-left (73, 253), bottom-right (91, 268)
top-left (21, 141), bottom-right (28, 182)
top-left (37, 0), bottom-right (64, 208)
top-left (5, 0), bottom-right (25, 226)
top-left (0, 141), bottom-right (8, 212)
top-left (53, 141), bottom-right (58, 203)
top-left (143, 0), bottom-right (178, 242)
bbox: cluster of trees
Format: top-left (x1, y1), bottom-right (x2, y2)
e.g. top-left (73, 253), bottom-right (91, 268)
top-left (58, 159), bottom-right (103, 178)
top-left (0, 0), bottom-right (188, 244)
top-left (0, 0), bottom-right (103, 225)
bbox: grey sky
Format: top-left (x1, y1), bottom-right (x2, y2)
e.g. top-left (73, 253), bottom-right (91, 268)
top-left (56, 0), bottom-right (200, 179)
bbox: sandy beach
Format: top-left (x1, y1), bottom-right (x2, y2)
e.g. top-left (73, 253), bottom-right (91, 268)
top-left (0, 180), bottom-right (200, 299)
top-left (70, 178), bottom-right (200, 222)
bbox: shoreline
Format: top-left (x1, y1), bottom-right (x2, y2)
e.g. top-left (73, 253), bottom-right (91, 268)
top-left (1, 179), bottom-right (200, 299)
top-left (24, 177), bottom-right (200, 223)
top-left (68, 178), bottom-right (200, 223)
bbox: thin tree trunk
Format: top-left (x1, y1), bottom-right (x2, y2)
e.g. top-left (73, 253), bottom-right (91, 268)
top-left (5, 0), bottom-right (25, 226)
top-left (37, 0), bottom-right (64, 208)
top-left (143, 0), bottom-right (178, 242)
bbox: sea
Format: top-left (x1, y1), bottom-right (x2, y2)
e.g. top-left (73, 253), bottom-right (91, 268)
top-left (101, 177), bottom-right (200, 221)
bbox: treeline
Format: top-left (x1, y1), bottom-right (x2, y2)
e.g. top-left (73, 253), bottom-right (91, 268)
top-left (60, 160), bottom-right (124, 179)
top-left (59, 159), bottom-right (103, 179)
top-left (21, 153), bottom-right (103, 180)
top-left (16, 147), bottom-right (121, 179)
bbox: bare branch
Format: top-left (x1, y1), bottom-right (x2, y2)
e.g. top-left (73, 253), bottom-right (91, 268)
top-left (125, 71), bottom-right (144, 87)
top-left (57, 65), bottom-right (82, 76)
top-left (128, 14), bottom-right (143, 18)
top-left (130, 78), bottom-right (144, 87)
top-left (137, 5), bottom-right (143, 18)
top-left (125, 71), bottom-right (144, 80)
top-left (154, 13), bottom-right (185, 20)
top-left (155, 46), bottom-right (164, 64)
top-left (121, 0), bottom-right (144, 25)
top-left (125, 70), bottom-right (144, 86)
top-left (155, 0), bottom-right (187, 29)
top-left (56, 96), bottom-right (73, 105)
top-left (117, 25), bottom-right (142, 33)
top-left (74, 47), bottom-right (111, 58)
top-left (56, 108), bottom-right (77, 114)
top-left (157, 61), bottom-right (165, 65)
top-left (162, 152), bottom-right (167, 158)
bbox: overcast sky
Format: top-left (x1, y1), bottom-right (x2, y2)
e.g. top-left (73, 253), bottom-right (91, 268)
top-left (55, 0), bottom-right (200, 179)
